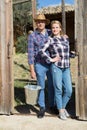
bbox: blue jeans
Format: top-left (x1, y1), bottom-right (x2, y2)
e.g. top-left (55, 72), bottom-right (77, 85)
top-left (35, 63), bottom-right (55, 108)
top-left (51, 64), bottom-right (72, 110)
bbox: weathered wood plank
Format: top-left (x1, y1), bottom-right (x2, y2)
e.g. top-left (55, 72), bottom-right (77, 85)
top-left (75, 0), bottom-right (87, 120)
top-left (0, 0), bottom-right (13, 114)
top-left (13, 0), bottom-right (29, 5)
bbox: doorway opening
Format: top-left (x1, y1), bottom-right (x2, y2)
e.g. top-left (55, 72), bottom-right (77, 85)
top-left (13, 0), bottom-right (76, 117)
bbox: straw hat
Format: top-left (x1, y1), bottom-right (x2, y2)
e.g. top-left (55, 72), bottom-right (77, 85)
top-left (34, 14), bottom-right (50, 25)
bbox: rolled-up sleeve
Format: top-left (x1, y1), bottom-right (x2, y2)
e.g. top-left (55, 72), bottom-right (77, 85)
top-left (28, 34), bottom-right (34, 64)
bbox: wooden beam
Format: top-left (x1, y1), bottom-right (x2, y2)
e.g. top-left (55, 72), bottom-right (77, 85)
top-left (13, 0), bottom-right (29, 5)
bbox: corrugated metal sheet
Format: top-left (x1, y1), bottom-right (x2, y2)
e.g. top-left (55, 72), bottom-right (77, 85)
top-left (37, 5), bottom-right (74, 14)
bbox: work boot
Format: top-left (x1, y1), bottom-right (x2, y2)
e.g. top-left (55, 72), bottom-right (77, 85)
top-left (37, 107), bottom-right (45, 118)
top-left (49, 106), bottom-right (58, 115)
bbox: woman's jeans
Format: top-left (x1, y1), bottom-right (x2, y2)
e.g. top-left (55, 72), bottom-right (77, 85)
top-left (51, 64), bottom-right (72, 110)
top-left (35, 63), bottom-right (55, 108)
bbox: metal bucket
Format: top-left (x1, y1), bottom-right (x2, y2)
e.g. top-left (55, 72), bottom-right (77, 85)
top-left (24, 84), bottom-right (41, 105)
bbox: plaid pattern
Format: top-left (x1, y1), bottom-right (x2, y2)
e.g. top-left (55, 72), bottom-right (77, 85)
top-left (28, 29), bottom-right (51, 64)
top-left (40, 36), bottom-right (70, 68)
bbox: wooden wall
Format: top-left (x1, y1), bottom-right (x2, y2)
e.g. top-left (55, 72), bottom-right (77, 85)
top-left (0, 0), bottom-right (36, 115)
top-left (0, 0), bottom-right (14, 115)
top-left (75, 0), bottom-right (87, 120)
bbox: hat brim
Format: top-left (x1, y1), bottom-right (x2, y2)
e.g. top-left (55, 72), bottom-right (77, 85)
top-left (34, 19), bottom-right (50, 25)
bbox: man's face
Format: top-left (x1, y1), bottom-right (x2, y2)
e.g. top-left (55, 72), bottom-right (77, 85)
top-left (36, 20), bottom-right (46, 31)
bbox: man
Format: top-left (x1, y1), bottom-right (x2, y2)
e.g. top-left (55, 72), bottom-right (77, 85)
top-left (28, 14), bottom-right (56, 118)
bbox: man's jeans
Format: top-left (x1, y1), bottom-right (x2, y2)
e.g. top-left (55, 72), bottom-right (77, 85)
top-left (35, 63), bottom-right (55, 108)
top-left (51, 64), bottom-right (72, 110)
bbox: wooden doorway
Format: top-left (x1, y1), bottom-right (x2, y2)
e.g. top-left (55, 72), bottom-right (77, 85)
top-left (0, 0), bottom-right (87, 120)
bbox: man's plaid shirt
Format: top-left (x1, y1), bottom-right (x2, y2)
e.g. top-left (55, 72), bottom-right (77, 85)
top-left (40, 36), bottom-right (70, 68)
top-left (28, 29), bottom-right (51, 64)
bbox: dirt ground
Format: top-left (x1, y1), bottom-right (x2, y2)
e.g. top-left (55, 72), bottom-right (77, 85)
top-left (0, 113), bottom-right (87, 130)
top-left (0, 100), bottom-right (87, 130)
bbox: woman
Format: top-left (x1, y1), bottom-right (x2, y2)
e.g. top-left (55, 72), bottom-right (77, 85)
top-left (40, 20), bottom-right (72, 120)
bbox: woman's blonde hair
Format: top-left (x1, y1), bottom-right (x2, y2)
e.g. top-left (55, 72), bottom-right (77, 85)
top-left (51, 20), bottom-right (64, 36)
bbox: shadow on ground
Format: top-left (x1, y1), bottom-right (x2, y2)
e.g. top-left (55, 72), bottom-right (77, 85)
top-left (14, 104), bottom-right (39, 115)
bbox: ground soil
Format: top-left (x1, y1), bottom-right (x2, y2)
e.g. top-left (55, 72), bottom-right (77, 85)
top-left (0, 96), bottom-right (87, 130)
top-left (0, 113), bottom-right (87, 130)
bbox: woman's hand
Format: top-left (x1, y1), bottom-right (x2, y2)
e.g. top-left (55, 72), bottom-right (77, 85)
top-left (50, 56), bottom-right (61, 63)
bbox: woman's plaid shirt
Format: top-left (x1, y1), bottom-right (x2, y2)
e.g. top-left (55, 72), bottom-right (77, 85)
top-left (40, 36), bottom-right (70, 68)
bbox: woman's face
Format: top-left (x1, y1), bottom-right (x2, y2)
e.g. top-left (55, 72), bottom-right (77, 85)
top-left (51, 23), bottom-right (61, 36)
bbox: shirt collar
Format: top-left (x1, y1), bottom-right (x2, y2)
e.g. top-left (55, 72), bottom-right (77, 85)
top-left (35, 29), bottom-right (48, 35)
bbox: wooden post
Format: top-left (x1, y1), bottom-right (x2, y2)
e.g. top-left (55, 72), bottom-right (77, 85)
top-left (0, 0), bottom-right (13, 114)
top-left (75, 0), bottom-right (87, 120)
top-left (61, 0), bottom-right (66, 34)
top-left (31, 0), bottom-right (36, 30)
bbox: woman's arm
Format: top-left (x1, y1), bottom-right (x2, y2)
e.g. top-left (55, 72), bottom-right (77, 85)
top-left (40, 39), bottom-right (52, 62)
top-left (40, 38), bottom-right (61, 63)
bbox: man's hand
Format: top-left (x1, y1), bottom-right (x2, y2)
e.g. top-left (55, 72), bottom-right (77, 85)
top-left (29, 64), bottom-right (36, 80)
top-left (63, 34), bottom-right (68, 38)
top-left (30, 70), bottom-right (37, 80)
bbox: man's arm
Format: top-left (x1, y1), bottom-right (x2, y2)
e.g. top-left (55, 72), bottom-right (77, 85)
top-left (28, 34), bottom-right (36, 79)
top-left (29, 64), bottom-right (36, 79)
